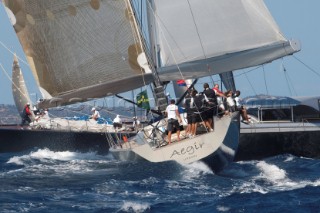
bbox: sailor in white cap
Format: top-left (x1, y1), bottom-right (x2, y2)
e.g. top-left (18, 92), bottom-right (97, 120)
top-left (90, 107), bottom-right (100, 121)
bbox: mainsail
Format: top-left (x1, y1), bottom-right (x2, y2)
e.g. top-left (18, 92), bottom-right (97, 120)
top-left (3, 0), bottom-right (153, 108)
top-left (149, 0), bottom-right (300, 81)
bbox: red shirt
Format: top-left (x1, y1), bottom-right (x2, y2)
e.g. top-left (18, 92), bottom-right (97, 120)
top-left (213, 87), bottom-right (223, 95)
top-left (25, 106), bottom-right (31, 115)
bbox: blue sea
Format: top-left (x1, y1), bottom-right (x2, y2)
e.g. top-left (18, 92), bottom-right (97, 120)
top-left (1, 149), bottom-right (320, 213)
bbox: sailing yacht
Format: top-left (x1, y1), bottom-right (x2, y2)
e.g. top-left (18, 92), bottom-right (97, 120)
top-left (1, 0), bottom-right (299, 172)
top-left (236, 95), bottom-right (320, 161)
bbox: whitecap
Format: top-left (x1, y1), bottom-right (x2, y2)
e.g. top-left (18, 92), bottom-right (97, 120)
top-left (216, 205), bottom-right (231, 212)
top-left (249, 160), bottom-right (320, 193)
top-left (180, 161), bottom-right (214, 181)
top-left (120, 201), bottom-right (150, 213)
top-left (7, 148), bottom-right (110, 164)
top-left (256, 161), bottom-right (287, 183)
top-left (284, 155), bottom-right (295, 162)
top-left (5, 148), bottom-right (117, 175)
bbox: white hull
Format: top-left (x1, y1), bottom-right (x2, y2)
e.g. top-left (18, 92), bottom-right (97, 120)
top-left (110, 112), bottom-right (240, 172)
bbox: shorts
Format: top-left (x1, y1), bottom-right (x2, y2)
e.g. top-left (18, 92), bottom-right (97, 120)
top-left (113, 123), bottom-right (122, 128)
top-left (167, 119), bottom-right (179, 132)
top-left (186, 112), bottom-right (193, 124)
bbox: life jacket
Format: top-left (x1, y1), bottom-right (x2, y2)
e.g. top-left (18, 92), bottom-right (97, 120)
top-left (192, 94), bottom-right (204, 110)
top-left (184, 95), bottom-right (191, 110)
top-left (203, 89), bottom-right (217, 106)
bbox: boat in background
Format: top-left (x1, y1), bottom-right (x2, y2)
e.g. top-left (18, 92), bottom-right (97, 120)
top-left (236, 95), bottom-right (320, 160)
top-left (11, 54), bottom-right (35, 121)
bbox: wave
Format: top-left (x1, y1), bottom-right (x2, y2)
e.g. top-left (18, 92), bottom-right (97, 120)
top-left (5, 148), bottom-right (117, 176)
top-left (7, 148), bottom-right (111, 165)
top-left (226, 156), bottom-right (320, 195)
top-left (120, 201), bottom-right (151, 213)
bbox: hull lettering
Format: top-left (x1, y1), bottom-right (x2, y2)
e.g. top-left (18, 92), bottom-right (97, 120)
top-left (170, 142), bottom-right (204, 159)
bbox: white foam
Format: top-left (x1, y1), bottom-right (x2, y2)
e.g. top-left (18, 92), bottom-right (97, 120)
top-left (247, 161), bottom-right (320, 193)
top-left (7, 148), bottom-right (108, 165)
top-left (234, 181), bottom-right (268, 194)
top-left (6, 148), bottom-right (115, 175)
top-left (284, 155), bottom-right (295, 162)
top-left (180, 161), bottom-right (214, 180)
top-left (216, 205), bottom-right (231, 212)
top-left (256, 161), bottom-right (287, 183)
top-left (120, 201), bottom-right (150, 213)
top-left (133, 191), bottom-right (157, 198)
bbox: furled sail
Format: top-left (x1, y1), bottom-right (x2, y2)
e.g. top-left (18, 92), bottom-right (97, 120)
top-left (12, 54), bottom-right (35, 120)
top-left (3, 0), bottom-right (153, 108)
top-left (150, 0), bottom-right (301, 81)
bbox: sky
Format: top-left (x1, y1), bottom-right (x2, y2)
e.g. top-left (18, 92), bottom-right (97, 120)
top-left (0, 0), bottom-right (320, 106)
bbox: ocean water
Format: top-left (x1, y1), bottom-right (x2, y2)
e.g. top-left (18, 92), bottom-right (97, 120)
top-left (1, 149), bottom-right (320, 213)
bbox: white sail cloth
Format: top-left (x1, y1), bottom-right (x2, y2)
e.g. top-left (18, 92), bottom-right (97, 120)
top-left (3, 0), bottom-right (153, 108)
top-left (12, 55), bottom-right (35, 120)
top-left (150, 0), bottom-right (300, 79)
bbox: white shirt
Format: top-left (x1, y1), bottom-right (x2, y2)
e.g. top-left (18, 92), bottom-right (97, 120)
top-left (42, 110), bottom-right (50, 120)
top-left (166, 104), bottom-right (178, 119)
top-left (226, 96), bottom-right (235, 107)
top-left (234, 97), bottom-right (241, 107)
top-left (113, 115), bottom-right (122, 123)
top-left (92, 110), bottom-right (100, 119)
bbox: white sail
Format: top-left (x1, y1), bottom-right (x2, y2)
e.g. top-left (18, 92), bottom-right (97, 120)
top-left (150, 0), bottom-right (300, 80)
top-left (12, 54), bottom-right (35, 119)
top-left (3, 0), bottom-right (153, 108)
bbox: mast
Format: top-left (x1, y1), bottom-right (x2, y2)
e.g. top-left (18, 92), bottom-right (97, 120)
top-left (129, 0), bottom-right (167, 112)
top-left (219, 72), bottom-right (236, 92)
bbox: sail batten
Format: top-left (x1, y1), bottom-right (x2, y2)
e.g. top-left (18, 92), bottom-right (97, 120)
top-left (4, 0), bottom-right (151, 108)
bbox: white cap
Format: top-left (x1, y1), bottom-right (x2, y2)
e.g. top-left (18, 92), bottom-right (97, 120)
top-left (27, 102), bottom-right (30, 105)
top-left (91, 107), bottom-right (95, 111)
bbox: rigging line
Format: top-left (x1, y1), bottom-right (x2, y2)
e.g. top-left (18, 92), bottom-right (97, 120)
top-left (242, 70), bottom-right (257, 95)
top-left (283, 72), bottom-right (294, 96)
top-left (131, 0), bottom-right (164, 88)
top-left (186, 0), bottom-right (206, 59)
top-left (292, 55), bottom-right (320, 78)
top-left (186, 1), bottom-right (211, 81)
top-left (145, 1), bottom-right (188, 63)
top-left (186, 0), bottom-right (215, 83)
top-left (281, 59), bottom-right (298, 96)
top-left (281, 60), bottom-right (293, 96)
top-left (127, 0), bottom-right (148, 86)
top-left (0, 41), bottom-right (29, 66)
top-left (285, 70), bottom-right (298, 96)
top-left (233, 65), bottom-right (262, 78)
top-left (232, 65), bottom-right (261, 94)
top-left (262, 65), bottom-right (269, 95)
top-left (145, 1), bottom-right (190, 81)
top-left (0, 63), bottom-right (30, 100)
